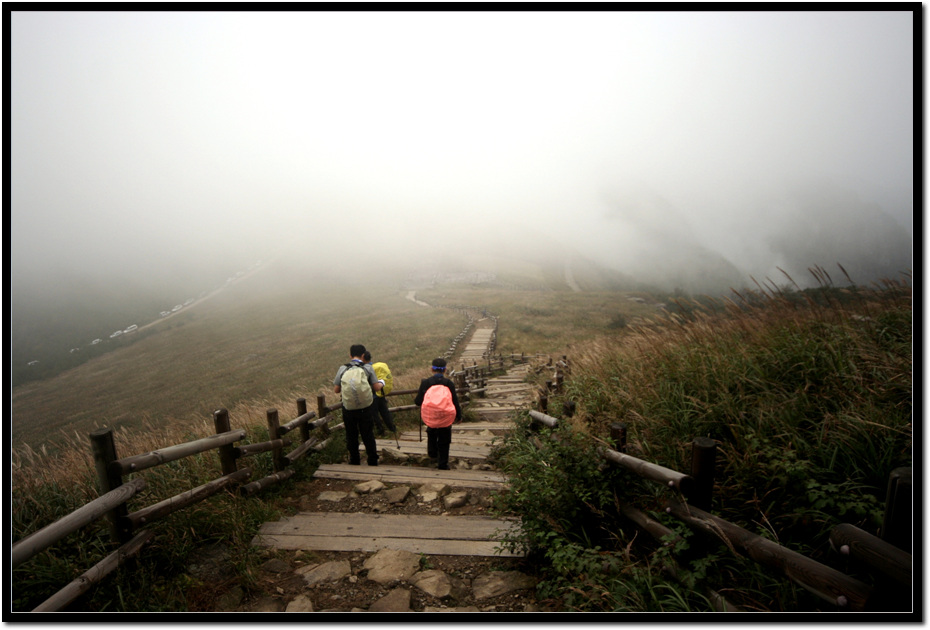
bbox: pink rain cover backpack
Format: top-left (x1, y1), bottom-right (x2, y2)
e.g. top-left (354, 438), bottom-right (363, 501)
top-left (421, 384), bottom-right (456, 428)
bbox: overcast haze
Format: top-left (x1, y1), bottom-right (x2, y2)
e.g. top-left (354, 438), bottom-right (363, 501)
top-left (12, 10), bottom-right (914, 298)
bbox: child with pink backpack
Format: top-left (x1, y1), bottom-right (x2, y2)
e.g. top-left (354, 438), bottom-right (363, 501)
top-left (414, 358), bottom-right (462, 470)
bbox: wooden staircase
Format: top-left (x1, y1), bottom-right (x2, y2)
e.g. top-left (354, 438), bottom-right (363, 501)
top-left (252, 319), bottom-right (539, 558)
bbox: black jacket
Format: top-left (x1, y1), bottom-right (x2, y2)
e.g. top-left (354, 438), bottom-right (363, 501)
top-left (414, 373), bottom-right (462, 422)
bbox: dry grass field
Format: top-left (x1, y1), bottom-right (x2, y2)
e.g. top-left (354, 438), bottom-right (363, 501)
top-left (11, 274), bottom-right (469, 450)
top-left (11, 255), bottom-right (655, 451)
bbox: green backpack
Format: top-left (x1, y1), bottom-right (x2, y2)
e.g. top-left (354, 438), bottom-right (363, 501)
top-left (341, 363), bottom-right (374, 410)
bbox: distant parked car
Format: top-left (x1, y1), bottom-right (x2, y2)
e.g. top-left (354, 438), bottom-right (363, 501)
top-left (160, 311), bottom-right (171, 317)
top-left (27, 360), bottom-right (39, 366)
top-left (91, 339), bottom-right (102, 345)
top-left (172, 305), bottom-right (183, 312)
top-left (70, 348), bottom-right (80, 353)
top-left (124, 324), bottom-right (138, 333)
top-left (110, 330), bottom-right (123, 338)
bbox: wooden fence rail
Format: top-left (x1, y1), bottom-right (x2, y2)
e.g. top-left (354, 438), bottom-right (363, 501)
top-left (830, 523), bottom-right (912, 587)
top-left (664, 498), bottom-right (873, 611)
top-left (526, 408), bottom-right (913, 612)
top-left (31, 529), bottom-right (156, 613)
top-left (11, 477), bottom-right (146, 570)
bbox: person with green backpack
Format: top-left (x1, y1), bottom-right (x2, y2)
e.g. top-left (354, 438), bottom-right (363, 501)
top-left (363, 351), bottom-right (397, 438)
top-left (414, 358), bottom-right (462, 470)
top-left (333, 344), bottom-right (384, 466)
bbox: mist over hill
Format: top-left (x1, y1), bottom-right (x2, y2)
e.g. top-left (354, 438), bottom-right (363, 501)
top-left (12, 11), bottom-right (913, 388)
top-left (11, 192), bottom-right (911, 390)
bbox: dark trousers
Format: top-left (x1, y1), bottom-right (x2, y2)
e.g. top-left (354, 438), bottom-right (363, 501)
top-left (344, 405), bottom-right (378, 465)
top-left (426, 425), bottom-right (452, 469)
top-left (372, 396), bottom-right (396, 435)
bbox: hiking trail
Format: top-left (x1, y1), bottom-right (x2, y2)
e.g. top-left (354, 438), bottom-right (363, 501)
top-left (235, 309), bottom-right (545, 613)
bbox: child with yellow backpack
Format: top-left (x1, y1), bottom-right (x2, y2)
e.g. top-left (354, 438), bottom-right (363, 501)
top-left (364, 351), bottom-right (397, 438)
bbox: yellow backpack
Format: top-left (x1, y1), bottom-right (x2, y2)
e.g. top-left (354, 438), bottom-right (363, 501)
top-left (372, 362), bottom-right (393, 398)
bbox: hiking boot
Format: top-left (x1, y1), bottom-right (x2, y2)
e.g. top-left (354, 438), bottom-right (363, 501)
top-left (438, 464), bottom-right (450, 470)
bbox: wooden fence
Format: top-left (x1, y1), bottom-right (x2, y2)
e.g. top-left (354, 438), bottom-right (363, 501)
top-left (525, 396), bottom-right (914, 613)
top-left (10, 351), bottom-right (539, 612)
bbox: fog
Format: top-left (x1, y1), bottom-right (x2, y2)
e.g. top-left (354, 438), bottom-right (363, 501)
top-left (12, 10), bottom-right (914, 303)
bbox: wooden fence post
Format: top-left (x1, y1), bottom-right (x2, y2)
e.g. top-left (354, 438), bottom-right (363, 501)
top-left (213, 408), bottom-right (238, 476)
top-left (881, 467), bottom-right (912, 553)
top-left (562, 401), bottom-right (576, 418)
top-left (539, 395), bottom-right (548, 413)
top-left (690, 437), bottom-right (716, 510)
top-left (610, 422), bottom-right (627, 452)
top-left (89, 428), bottom-right (131, 544)
top-left (266, 409), bottom-right (284, 472)
top-left (297, 398), bottom-right (310, 442)
top-left (317, 395), bottom-right (329, 436)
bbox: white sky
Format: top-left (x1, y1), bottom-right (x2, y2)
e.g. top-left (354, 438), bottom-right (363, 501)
top-left (10, 10), bottom-right (915, 289)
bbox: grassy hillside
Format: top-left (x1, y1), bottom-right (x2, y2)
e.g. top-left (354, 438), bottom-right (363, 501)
top-left (11, 273), bottom-right (469, 449)
top-left (12, 249), bottom-right (646, 450)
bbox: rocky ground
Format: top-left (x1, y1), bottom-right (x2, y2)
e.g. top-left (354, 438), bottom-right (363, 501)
top-left (186, 463), bottom-right (552, 613)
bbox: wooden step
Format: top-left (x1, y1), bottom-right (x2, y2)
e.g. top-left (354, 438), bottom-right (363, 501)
top-left (451, 422), bottom-right (514, 431)
top-left (483, 385), bottom-right (536, 394)
top-left (253, 512), bottom-right (523, 557)
top-left (398, 431), bottom-right (503, 445)
top-left (313, 464), bottom-right (507, 489)
top-left (367, 440), bottom-right (491, 460)
top-left (471, 405), bottom-right (530, 415)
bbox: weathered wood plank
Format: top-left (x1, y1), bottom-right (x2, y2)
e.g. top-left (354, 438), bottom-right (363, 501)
top-left (396, 432), bottom-right (499, 446)
top-left (450, 422), bottom-right (514, 431)
top-left (468, 407), bottom-right (525, 415)
top-left (313, 464), bottom-right (507, 489)
top-left (252, 533), bottom-right (521, 557)
top-left (484, 385), bottom-right (535, 394)
top-left (260, 512), bottom-right (518, 540)
top-left (369, 440), bottom-right (490, 459)
top-left (252, 512), bottom-right (522, 557)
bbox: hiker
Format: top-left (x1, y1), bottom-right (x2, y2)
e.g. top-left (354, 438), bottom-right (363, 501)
top-left (364, 351), bottom-right (397, 438)
top-left (333, 344), bottom-right (384, 466)
top-left (414, 358), bottom-right (462, 470)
